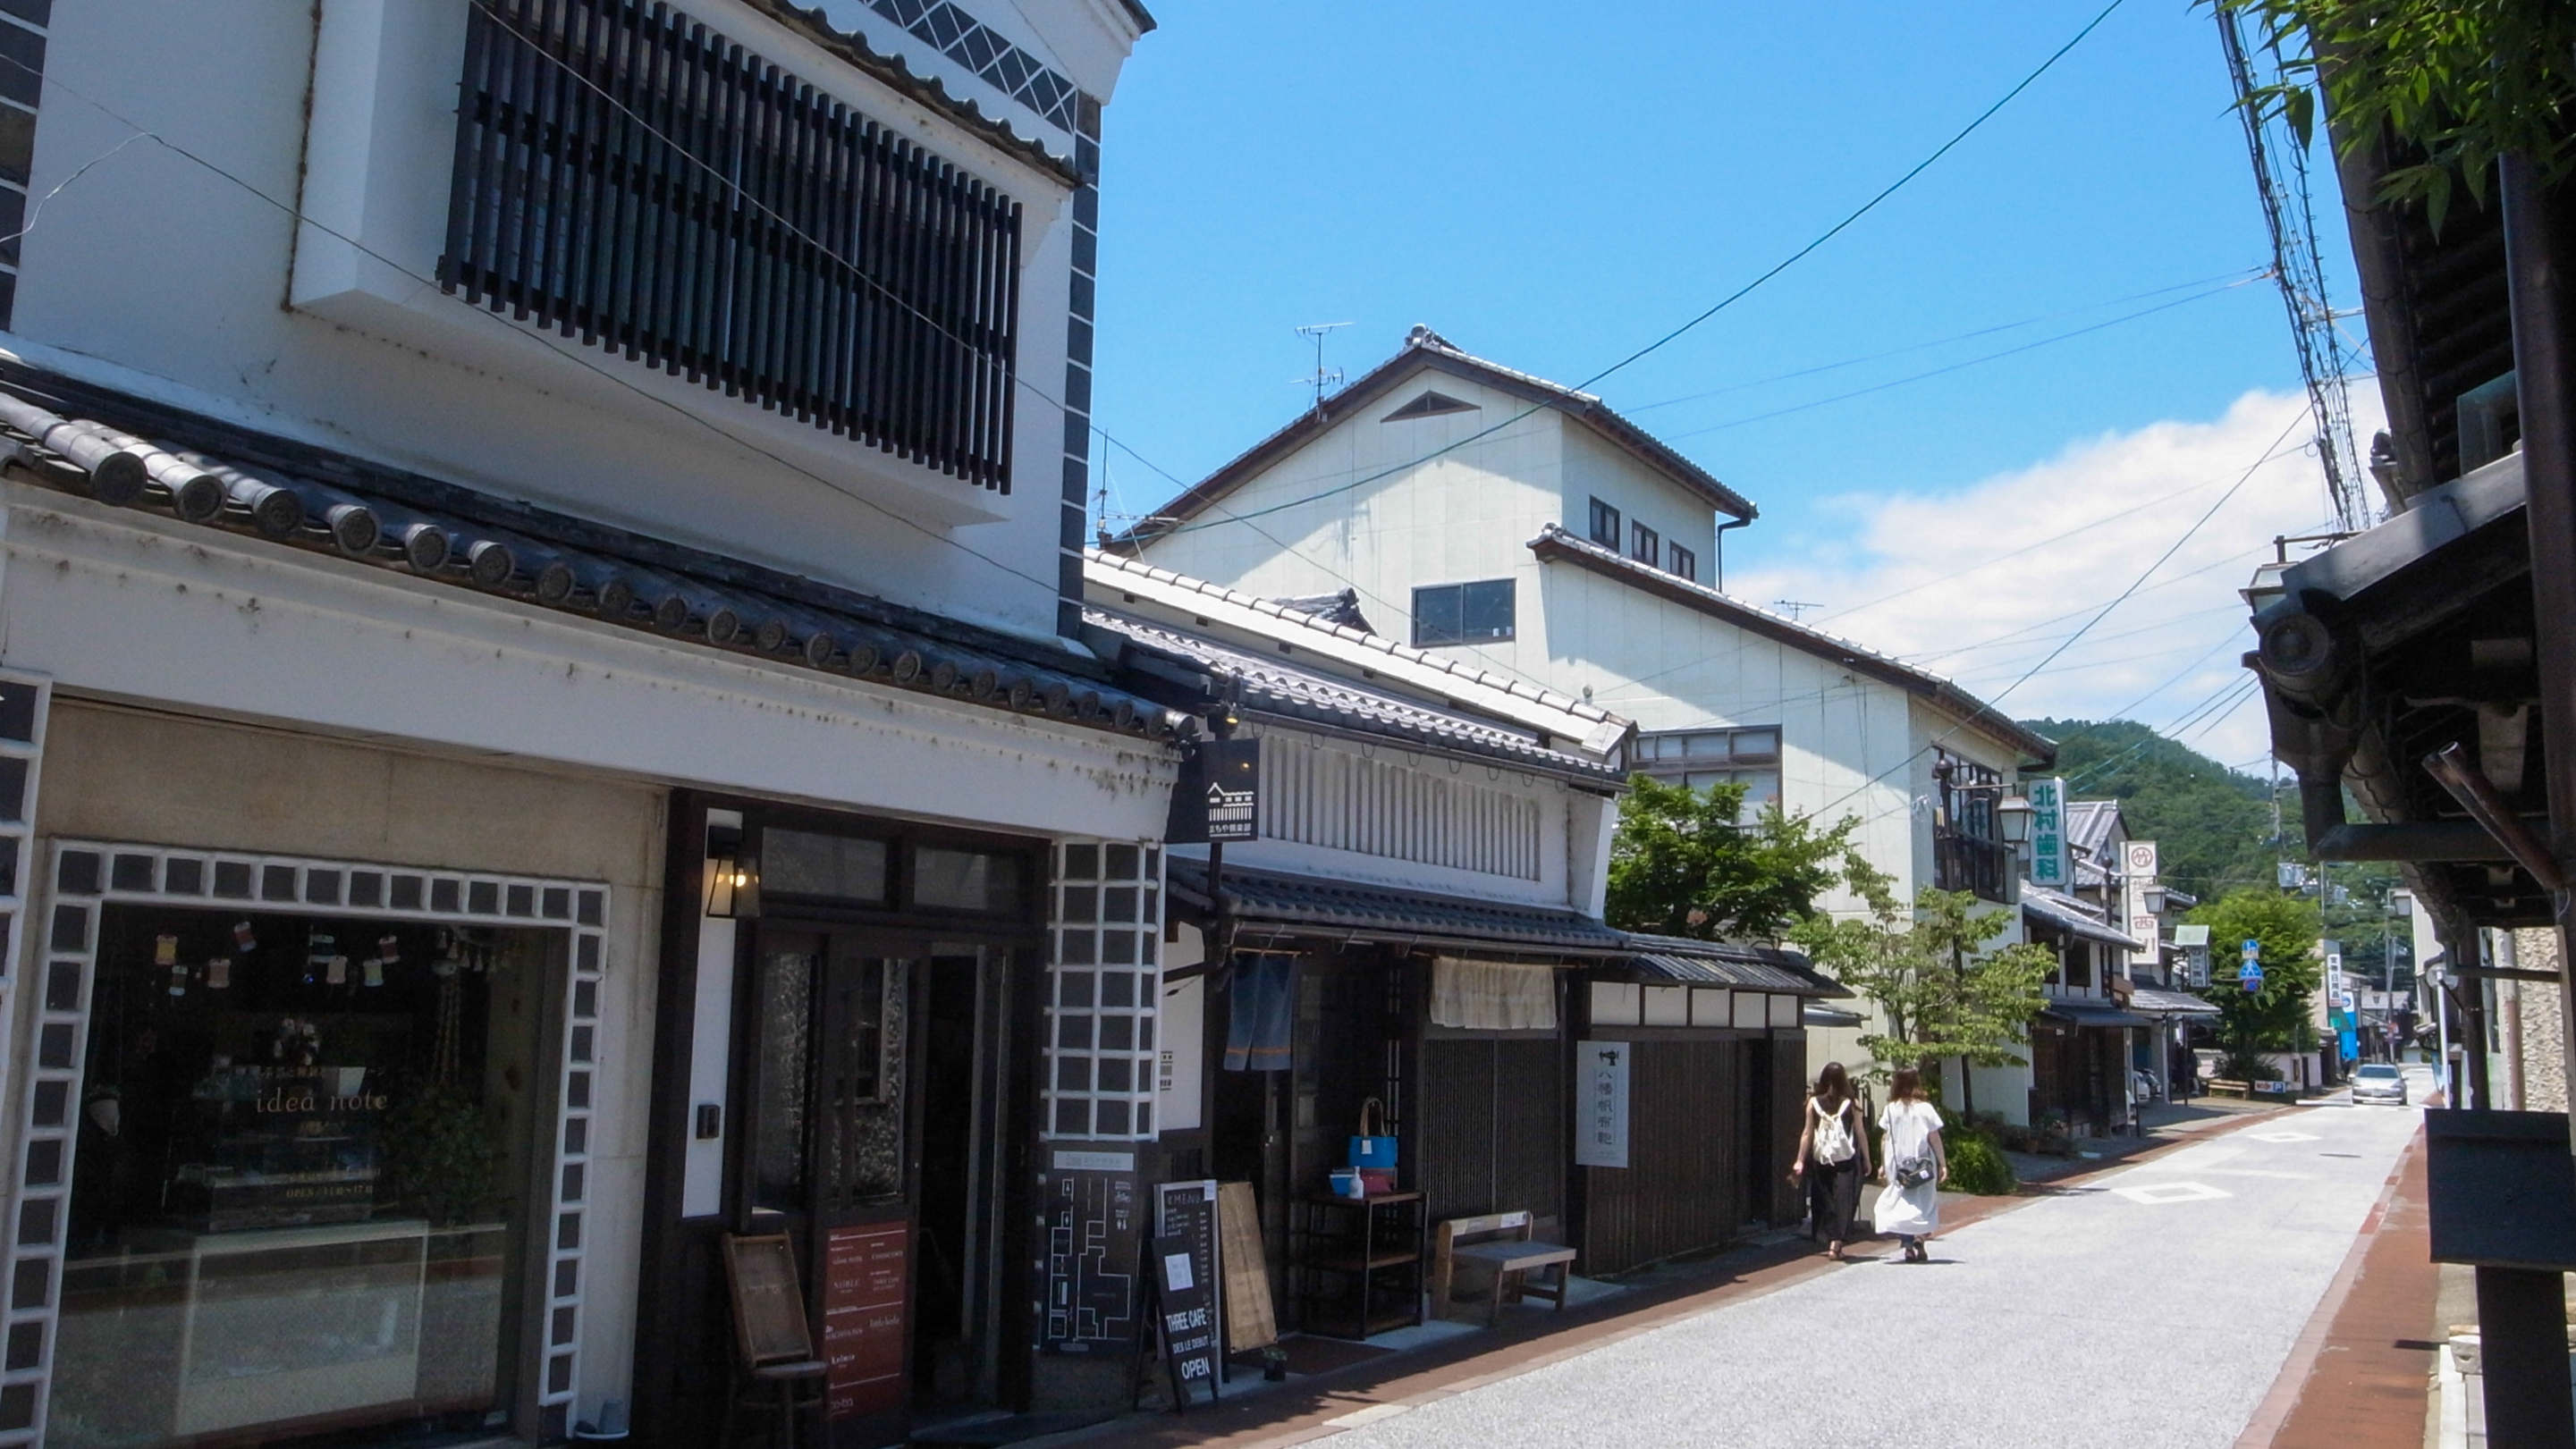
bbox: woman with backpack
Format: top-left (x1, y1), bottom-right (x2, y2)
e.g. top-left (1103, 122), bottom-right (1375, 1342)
top-left (1789, 1061), bottom-right (1871, 1261)
top-left (1871, 1066), bottom-right (1948, 1262)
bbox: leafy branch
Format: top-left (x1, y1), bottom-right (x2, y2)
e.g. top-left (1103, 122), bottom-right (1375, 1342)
top-left (2212, 0), bottom-right (2576, 232)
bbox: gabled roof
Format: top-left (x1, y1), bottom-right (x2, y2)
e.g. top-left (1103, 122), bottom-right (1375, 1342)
top-left (1111, 326), bottom-right (1755, 548)
top-left (2066, 799), bottom-right (2123, 861)
top-left (0, 366), bottom-right (1187, 741)
top-left (1085, 549), bottom-right (1629, 758)
top-left (1524, 525), bottom-right (2058, 767)
top-left (2022, 881), bottom-right (2145, 952)
top-left (1083, 608), bottom-right (1623, 783)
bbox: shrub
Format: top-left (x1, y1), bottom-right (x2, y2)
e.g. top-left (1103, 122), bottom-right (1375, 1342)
top-left (1945, 1133), bottom-right (2016, 1195)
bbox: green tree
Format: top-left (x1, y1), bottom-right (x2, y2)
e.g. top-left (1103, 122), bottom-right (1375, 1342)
top-left (2215, 0), bottom-right (2576, 231)
top-left (1788, 865), bottom-right (2053, 1116)
top-left (2188, 887), bottom-right (2323, 1075)
top-left (1605, 775), bottom-right (1865, 941)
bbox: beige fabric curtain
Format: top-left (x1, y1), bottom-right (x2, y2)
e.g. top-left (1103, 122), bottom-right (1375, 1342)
top-left (1431, 957), bottom-right (1558, 1031)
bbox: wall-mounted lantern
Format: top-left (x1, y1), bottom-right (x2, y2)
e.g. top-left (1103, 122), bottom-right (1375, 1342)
top-left (705, 821), bottom-right (759, 919)
top-left (1997, 794), bottom-right (2034, 847)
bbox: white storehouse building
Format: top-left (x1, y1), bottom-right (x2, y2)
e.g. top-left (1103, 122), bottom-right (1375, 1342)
top-left (1111, 325), bottom-right (2057, 1119)
top-left (0, 2), bottom-right (1192, 1446)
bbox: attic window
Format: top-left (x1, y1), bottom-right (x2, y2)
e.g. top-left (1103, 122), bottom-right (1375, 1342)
top-left (1383, 391), bottom-right (1479, 422)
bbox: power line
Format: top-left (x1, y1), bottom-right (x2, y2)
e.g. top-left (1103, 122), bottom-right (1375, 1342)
top-left (1142, 0), bottom-right (2130, 540)
top-left (1659, 275), bottom-right (2265, 442)
top-left (1799, 409), bottom-right (2307, 823)
top-left (1620, 266), bottom-right (2267, 416)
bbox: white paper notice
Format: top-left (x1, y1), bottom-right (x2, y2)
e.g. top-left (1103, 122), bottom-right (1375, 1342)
top-left (1163, 1252), bottom-right (1194, 1292)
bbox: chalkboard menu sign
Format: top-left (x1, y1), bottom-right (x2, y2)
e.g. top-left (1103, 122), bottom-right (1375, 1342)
top-left (1040, 1159), bottom-right (1140, 1352)
top-left (1147, 1234), bottom-right (1220, 1407)
top-left (722, 1234), bottom-right (812, 1366)
top-left (1154, 1180), bottom-right (1220, 1368)
top-left (823, 1224), bottom-right (909, 1420)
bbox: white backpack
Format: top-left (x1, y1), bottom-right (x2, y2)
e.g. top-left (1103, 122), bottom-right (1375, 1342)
top-left (1812, 1099), bottom-right (1856, 1165)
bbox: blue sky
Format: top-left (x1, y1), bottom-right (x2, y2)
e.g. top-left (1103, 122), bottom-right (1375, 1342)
top-left (1085, 0), bottom-right (2342, 765)
top-left (1090, 0), bottom-right (2310, 557)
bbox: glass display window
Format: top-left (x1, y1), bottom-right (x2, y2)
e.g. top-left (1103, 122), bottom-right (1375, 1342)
top-left (47, 904), bottom-right (556, 1449)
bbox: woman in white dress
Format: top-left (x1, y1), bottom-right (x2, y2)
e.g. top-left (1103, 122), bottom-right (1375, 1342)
top-left (1871, 1066), bottom-right (1947, 1262)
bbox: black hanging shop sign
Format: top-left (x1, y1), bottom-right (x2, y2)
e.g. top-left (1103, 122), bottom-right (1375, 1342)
top-left (1166, 737), bottom-right (1260, 845)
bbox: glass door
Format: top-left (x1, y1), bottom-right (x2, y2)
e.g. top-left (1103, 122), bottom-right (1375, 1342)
top-left (744, 930), bottom-right (914, 1429)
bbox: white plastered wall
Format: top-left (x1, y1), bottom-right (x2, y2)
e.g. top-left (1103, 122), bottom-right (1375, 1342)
top-left (18, 0), bottom-right (1105, 643)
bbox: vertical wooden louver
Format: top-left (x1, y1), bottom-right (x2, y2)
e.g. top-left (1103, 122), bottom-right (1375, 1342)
top-left (442, 0), bottom-right (1024, 492)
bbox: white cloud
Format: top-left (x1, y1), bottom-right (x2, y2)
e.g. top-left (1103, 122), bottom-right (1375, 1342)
top-left (1727, 388), bottom-right (2383, 772)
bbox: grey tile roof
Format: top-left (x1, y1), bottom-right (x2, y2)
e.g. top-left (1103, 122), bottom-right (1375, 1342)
top-left (2130, 987), bottom-right (2222, 1017)
top-left (1615, 932), bottom-right (1850, 998)
top-left (1111, 325), bottom-right (1755, 548)
top-left (2040, 1000), bottom-right (2150, 1029)
top-left (1085, 609), bottom-right (1619, 780)
top-left (2021, 881), bottom-right (2147, 952)
top-left (2066, 799), bottom-right (2121, 861)
top-left (1166, 859), bottom-right (1629, 954)
top-left (0, 371), bottom-right (1189, 743)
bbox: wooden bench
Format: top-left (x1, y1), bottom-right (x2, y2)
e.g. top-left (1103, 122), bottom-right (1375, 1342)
top-left (1431, 1210), bottom-right (1577, 1328)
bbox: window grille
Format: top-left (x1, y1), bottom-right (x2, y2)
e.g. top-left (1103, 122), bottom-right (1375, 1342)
top-left (442, 0), bottom-right (1024, 491)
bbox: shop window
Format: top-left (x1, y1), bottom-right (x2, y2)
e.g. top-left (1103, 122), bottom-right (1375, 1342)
top-left (52, 906), bottom-right (553, 1445)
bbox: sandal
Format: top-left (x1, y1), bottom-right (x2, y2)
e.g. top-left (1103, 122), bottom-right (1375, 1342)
top-left (1906, 1242), bottom-right (1929, 1263)
top-left (1827, 1242), bottom-right (1844, 1261)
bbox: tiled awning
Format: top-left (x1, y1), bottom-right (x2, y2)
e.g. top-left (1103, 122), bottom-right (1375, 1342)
top-left (2022, 883), bottom-right (2147, 952)
top-left (1615, 932), bottom-right (1850, 998)
top-left (2040, 1000), bottom-right (2150, 1029)
top-left (1166, 859), bottom-right (1629, 955)
top-left (2130, 987), bottom-right (2223, 1017)
top-left (0, 369), bottom-right (1190, 743)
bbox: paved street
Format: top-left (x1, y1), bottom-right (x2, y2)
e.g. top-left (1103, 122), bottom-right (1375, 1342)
top-left (1319, 1081), bottom-right (2428, 1449)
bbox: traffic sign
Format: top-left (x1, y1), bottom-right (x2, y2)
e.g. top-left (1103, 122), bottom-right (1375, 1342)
top-left (2242, 939), bottom-right (2261, 960)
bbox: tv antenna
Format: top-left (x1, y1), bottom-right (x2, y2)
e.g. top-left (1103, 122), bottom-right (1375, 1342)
top-left (1772, 600), bottom-right (1822, 621)
top-left (1295, 322), bottom-right (1354, 409)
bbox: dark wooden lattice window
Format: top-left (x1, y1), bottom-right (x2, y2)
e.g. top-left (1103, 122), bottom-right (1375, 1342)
top-left (442, 0), bottom-right (1023, 491)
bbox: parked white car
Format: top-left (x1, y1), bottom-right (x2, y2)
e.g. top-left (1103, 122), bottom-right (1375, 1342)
top-left (2351, 1063), bottom-right (2409, 1106)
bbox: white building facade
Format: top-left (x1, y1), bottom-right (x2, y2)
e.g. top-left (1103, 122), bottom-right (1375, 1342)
top-left (0, 2), bottom-right (1187, 1446)
top-left (1115, 326), bottom-right (2055, 1117)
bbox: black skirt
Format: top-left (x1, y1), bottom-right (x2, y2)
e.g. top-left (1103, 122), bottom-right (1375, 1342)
top-left (1807, 1154), bottom-right (1861, 1242)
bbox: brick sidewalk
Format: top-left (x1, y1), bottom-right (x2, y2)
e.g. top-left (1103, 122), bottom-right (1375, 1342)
top-left (2236, 1123), bottom-right (2437, 1449)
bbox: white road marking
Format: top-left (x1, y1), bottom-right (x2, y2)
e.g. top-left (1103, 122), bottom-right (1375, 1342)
top-left (2248, 1131), bottom-right (2321, 1142)
top-left (2111, 1180), bottom-right (2233, 1204)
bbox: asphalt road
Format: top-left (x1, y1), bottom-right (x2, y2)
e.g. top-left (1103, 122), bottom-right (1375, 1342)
top-left (1322, 1073), bottom-right (2430, 1449)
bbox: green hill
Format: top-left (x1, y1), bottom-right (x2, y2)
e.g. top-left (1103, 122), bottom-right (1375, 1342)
top-left (2017, 718), bottom-right (2280, 900)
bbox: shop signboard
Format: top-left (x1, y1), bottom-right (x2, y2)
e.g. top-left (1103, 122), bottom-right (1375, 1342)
top-left (2027, 778), bottom-right (2070, 889)
top-left (1575, 1041), bottom-right (1630, 1169)
top-left (2123, 840), bottom-right (2161, 973)
top-left (1166, 738), bottom-right (1261, 844)
top-left (823, 1223), bottom-right (909, 1420)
